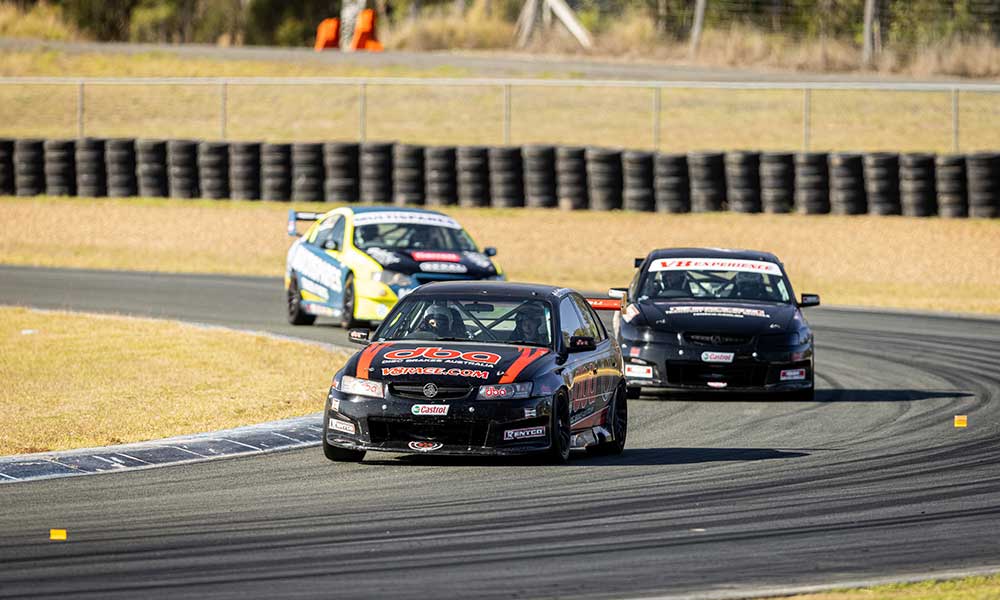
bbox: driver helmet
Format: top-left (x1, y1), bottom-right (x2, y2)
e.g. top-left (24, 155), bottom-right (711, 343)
top-left (515, 304), bottom-right (545, 339)
top-left (420, 304), bottom-right (453, 335)
top-left (736, 272), bottom-right (766, 298)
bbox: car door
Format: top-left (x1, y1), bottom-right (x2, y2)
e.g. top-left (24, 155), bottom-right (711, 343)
top-left (571, 293), bottom-right (620, 427)
top-left (298, 214), bottom-right (348, 309)
top-left (557, 296), bottom-right (603, 431)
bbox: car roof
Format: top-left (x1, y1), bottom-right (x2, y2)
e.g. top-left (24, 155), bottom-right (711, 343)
top-left (645, 247), bottom-right (783, 264)
top-left (347, 206), bottom-right (452, 217)
top-left (409, 280), bottom-right (567, 300)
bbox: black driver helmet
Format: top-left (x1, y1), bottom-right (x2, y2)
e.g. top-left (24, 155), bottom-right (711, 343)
top-left (514, 303), bottom-right (546, 342)
top-left (419, 304), bottom-right (453, 336)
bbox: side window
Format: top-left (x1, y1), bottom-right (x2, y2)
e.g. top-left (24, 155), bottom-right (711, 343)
top-left (572, 295), bottom-right (606, 341)
top-left (558, 297), bottom-right (588, 347)
top-left (313, 216), bottom-right (344, 250)
top-left (330, 217), bottom-right (346, 249)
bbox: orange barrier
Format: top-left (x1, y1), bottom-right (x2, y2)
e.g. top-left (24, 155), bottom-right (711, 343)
top-left (314, 18), bottom-right (340, 51)
top-left (350, 9), bottom-right (383, 52)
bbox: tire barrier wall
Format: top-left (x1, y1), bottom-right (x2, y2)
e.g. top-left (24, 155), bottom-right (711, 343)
top-left (3, 137), bottom-right (999, 218)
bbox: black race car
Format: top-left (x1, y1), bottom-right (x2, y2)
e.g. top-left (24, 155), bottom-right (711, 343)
top-left (610, 248), bottom-right (820, 400)
top-left (323, 281), bottom-right (627, 463)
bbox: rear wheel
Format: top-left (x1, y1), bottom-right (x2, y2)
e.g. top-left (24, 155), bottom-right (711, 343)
top-left (287, 274), bottom-right (316, 326)
top-left (589, 385), bottom-right (628, 456)
top-left (323, 438), bottom-right (366, 462)
top-left (548, 391), bottom-right (571, 464)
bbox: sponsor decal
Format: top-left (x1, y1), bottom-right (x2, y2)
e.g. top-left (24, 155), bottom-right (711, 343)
top-left (586, 298), bottom-right (621, 311)
top-left (382, 366), bottom-right (490, 379)
top-left (707, 381), bottom-right (728, 389)
top-left (419, 262), bottom-right (468, 274)
top-left (349, 329), bottom-right (369, 342)
top-left (329, 396), bottom-right (340, 412)
top-left (503, 426), bottom-right (546, 441)
top-left (408, 441), bottom-right (444, 452)
top-left (353, 211), bottom-right (462, 230)
top-left (411, 404), bottom-right (450, 416)
top-left (383, 347), bottom-right (502, 365)
top-left (289, 244), bottom-right (344, 293)
top-left (625, 364), bottom-right (654, 378)
top-left (701, 351), bottom-right (735, 363)
top-left (780, 368), bottom-right (807, 381)
top-left (303, 303), bottom-right (338, 317)
top-left (650, 258), bottom-right (782, 275)
top-left (665, 306), bottom-right (769, 319)
top-left (524, 408), bottom-right (537, 418)
top-left (329, 418), bottom-right (356, 434)
top-left (464, 252), bottom-right (494, 269)
top-left (411, 251), bottom-right (461, 262)
top-left (623, 304), bottom-right (641, 323)
top-left (628, 346), bottom-right (641, 358)
top-left (300, 276), bottom-right (330, 300)
top-left (364, 247), bottom-right (402, 266)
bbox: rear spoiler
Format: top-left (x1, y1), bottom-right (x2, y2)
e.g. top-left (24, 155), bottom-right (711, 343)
top-left (586, 298), bottom-right (622, 311)
top-left (287, 210), bottom-right (325, 236)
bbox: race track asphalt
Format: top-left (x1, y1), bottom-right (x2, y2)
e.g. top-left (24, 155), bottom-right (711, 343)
top-left (1, 265), bottom-right (998, 600)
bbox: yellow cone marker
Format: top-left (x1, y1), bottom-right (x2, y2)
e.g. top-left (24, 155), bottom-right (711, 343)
top-left (49, 529), bottom-right (67, 541)
top-left (954, 415), bottom-right (967, 428)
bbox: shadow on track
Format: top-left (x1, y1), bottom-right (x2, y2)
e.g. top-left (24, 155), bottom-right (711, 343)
top-left (636, 388), bottom-right (973, 403)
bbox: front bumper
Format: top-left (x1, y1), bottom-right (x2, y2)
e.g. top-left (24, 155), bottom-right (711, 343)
top-left (621, 340), bottom-right (813, 393)
top-left (324, 387), bottom-right (555, 455)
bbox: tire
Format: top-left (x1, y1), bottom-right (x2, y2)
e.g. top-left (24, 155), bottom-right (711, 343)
top-left (340, 273), bottom-right (364, 329)
top-left (548, 391), bottom-right (572, 464)
top-left (588, 385), bottom-right (628, 456)
top-left (287, 274), bottom-right (316, 326)
top-left (323, 438), bottom-right (366, 462)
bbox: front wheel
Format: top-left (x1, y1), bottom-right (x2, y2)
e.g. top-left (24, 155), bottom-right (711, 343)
top-left (548, 391), bottom-right (571, 464)
top-left (287, 274), bottom-right (316, 326)
top-left (323, 438), bottom-right (366, 462)
top-left (589, 385), bottom-right (627, 456)
top-left (340, 273), bottom-right (364, 329)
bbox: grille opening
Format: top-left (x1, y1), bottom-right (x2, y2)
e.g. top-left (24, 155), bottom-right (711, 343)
top-left (389, 383), bottom-right (474, 401)
top-left (666, 364), bottom-right (767, 387)
top-left (368, 417), bottom-right (488, 447)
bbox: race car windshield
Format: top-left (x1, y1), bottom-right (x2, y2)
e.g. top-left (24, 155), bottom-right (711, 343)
top-left (640, 267), bottom-right (792, 303)
top-left (353, 223), bottom-right (478, 252)
top-left (378, 297), bottom-right (554, 348)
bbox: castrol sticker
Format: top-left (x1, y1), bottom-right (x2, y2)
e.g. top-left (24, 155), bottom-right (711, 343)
top-left (701, 351), bottom-right (735, 363)
top-left (411, 404), bottom-right (450, 416)
top-left (650, 258), bottom-right (782, 275)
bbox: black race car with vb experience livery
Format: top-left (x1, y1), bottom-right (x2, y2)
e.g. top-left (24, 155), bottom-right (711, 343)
top-left (323, 281), bottom-right (628, 463)
top-left (610, 248), bottom-right (820, 400)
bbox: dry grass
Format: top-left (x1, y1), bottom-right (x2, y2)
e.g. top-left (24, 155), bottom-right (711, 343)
top-left (0, 306), bottom-right (349, 455)
top-left (383, 1), bottom-right (514, 51)
top-left (2, 196), bottom-right (999, 315)
top-left (0, 2), bottom-right (80, 42)
top-left (761, 573), bottom-right (1000, 600)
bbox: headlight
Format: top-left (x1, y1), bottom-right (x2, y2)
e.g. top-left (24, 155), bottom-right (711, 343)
top-left (478, 382), bottom-right (532, 399)
top-left (338, 375), bottom-right (385, 398)
top-left (372, 270), bottom-right (413, 287)
top-left (758, 332), bottom-right (801, 348)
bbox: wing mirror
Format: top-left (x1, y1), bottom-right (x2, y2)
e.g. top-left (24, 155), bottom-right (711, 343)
top-left (799, 293), bottom-right (821, 308)
top-left (568, 336), bottom-right (596, 353)
top-left (633, 257), bottom-right (644, 268)
top-left (608, 287), bottom-right (627, 299)
top-left (323, 239), bottom-right (340, 251)
top-left (484, 247), bottom-right (497, 257)
top-left (348, 328), bottom-right (371, 345)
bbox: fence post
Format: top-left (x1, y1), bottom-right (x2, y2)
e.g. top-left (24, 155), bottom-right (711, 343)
top-left (219, 81), bottom-right (228, 140)
top-left (359, 82), bottom-right (367, 142)
top-left (951, 88), bottom-right (960, 153)
top-left (77, 81), bottom-right (85, 138)
top-left (503, 83), bottom-right (511, 145)
top-left (802, 88), bottom-right (811, 151)
top-left (652, 87), bottom-right (662, 150)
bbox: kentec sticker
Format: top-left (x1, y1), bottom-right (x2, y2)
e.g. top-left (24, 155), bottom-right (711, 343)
top-left (408, 441), bottom-right (443, 452)
top-left (780, 368), bottom-right (807, 381)
top-left (411, 251), bottom-right (461, 262)
top-left (701, 351), bottom-right (735, 363)
top-left (503, 426), bottom-right (546, 441)
top-left (420, 262), bottom-right (468, 274)
top-left (353, 211), bottom-right (462, 230)
top-left (666, 306), bottom-right (769, 319)
top-left (625, 364), bottom-right (653, 378)
top-left (329, 418), bottom-right (356, 434)
top-left (650, 258), bottom-right (782, 275)
top-left (411, 404), bottom-right (450, 416)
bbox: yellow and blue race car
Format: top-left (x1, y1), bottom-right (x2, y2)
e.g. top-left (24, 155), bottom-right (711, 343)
top-left (285, 207), bottom-right (504, 327)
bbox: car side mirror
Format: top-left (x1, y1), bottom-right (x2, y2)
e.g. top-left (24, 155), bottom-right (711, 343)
top-left (348, 328), bottom-right (371, 345)
top-left (608, 287), bottom-right (627, 299)
top-left (484, 247), bottom-right (497, 257)
top-left (568, 336), bottom-right (596, 353)
top-left (799, 293), bottom-right (820, 308)
top-left (633, 257), bottom-right (644, 268)
top-left (323, 239), bottom-right (340, 251)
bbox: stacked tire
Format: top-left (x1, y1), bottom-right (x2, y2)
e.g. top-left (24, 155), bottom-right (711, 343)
top-left (424, 146), bottom-right (457, 206)
top-left (794, 152), bottom-right (829, 214)
top-left (14, 139), bottom-right (45, 196)
top-left (360, 142), bottom-right (392, 204)
top-left (966, 152), bottom-right (1000, 219)
top-left (760, 152), bottom-right (794, 213)
top-left (393, 144), bottom-right (425, 206)
top-left (654, 153), bottom-right (690, 213)
top-left (457, 146), bottom-right (489, 208)
top-left (935, 154), bottom-right (967, 218)
top-left (105, 138), bottom-right (137, 198)
top-left (688, 152), bottom-right (725, 212)
top-left (621, 151), bottom-right (654, 212)
top-left (523, 145), bottom-right (557, 208)
top-left (586, 147), bottom-right (622, 211)
top-left (75, 138), bottom-right (106, 198)
top-left (899, 153), bottom-right (937, 217)
top-left (136, 139), bottom-right (167, 198)
top-left (198, 142), bottom-right (229, 200)
top-left (229, 142), bottom-right (261, 201)
top-left (167, 140), bottom-right (199, 199)
top-left (555, 146), bottom-right (587, 210)
top-left (724, 151), bottom-right (760, 213)
top-left (291, 143), bottom-right (323, 202)
top-left (828, 153), bottom-right (866, 215)
top-left (324, 142), bottom-right (359, 203)
top-left (262, 143), bottom-right (292, 202)
top-left (863, 153), bottom-right (901, 215)
top-left (43, 139), bottom-right (75, 197)
top-left (489, 146), bottom-right (524, 208)
top-left (0, 139), bottom-right (14, 196)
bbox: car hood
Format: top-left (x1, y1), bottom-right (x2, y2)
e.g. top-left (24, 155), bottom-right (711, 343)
top-left (345, 341), bottom-right (550, 385)
top-left (362, 247), bottom-right (498, 279)
top-left (640, 300), bottom-right (798, 335)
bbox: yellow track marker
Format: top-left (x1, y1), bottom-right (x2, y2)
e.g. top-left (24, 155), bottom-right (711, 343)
top-left (954, 415), bottom-right (968, 428)
top-left (49, 529), bottom-right (67, 541)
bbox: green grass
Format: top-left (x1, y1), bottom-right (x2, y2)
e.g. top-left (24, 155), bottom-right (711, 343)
top-left (760, 572), bottom-right (1000, 600)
